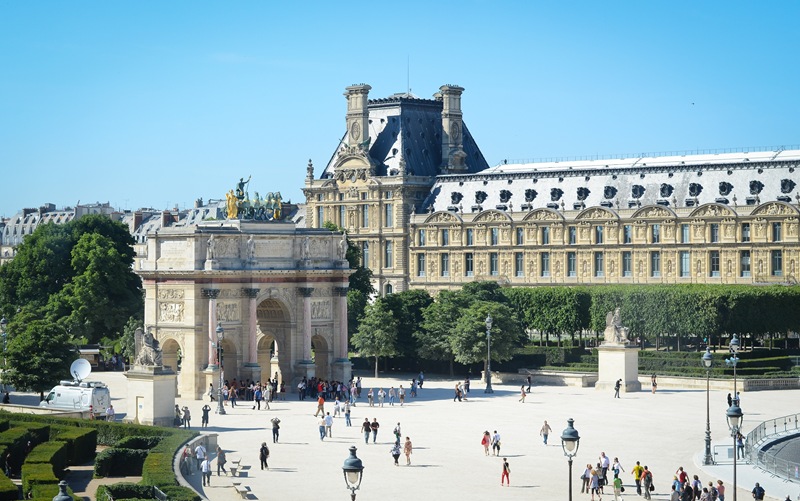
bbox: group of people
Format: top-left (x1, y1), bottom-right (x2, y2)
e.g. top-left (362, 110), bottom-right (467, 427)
top-left (577, 456), bottom-right (730, 501)
top-left (209, 377), bottom-right (285, 407)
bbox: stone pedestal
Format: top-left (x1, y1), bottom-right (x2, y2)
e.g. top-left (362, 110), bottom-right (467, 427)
top-left (595, 344), bottom-right (642, 393)
top-left (331, 358), bottom-right (352, 384)
top-left (125, 365), bottom-right (177, 427)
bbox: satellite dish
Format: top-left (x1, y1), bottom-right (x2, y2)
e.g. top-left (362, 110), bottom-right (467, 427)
top-left (70, 359), bottom-right (92, 382)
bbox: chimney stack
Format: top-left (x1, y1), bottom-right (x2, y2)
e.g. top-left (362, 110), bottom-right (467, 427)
top-left (344, 84), bottom-right (371, 148)
top-left (439, 85), bottom-right (467, 172)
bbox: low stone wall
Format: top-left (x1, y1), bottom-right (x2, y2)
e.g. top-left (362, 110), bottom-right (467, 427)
top-left (0, 404), bottom-right (86, 418)
top-left (512, 370), bottom-right (799, 392)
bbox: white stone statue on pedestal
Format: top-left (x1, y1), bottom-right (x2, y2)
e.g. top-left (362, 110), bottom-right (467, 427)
top-left (133, 327), bottom-right (163, 367)
top-left (603, 307), bottom-right (629, 345)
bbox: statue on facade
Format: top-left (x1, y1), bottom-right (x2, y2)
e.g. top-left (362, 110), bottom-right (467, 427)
top-left (206, 235), bottom-right (215, 260)
top-left (247, 235), bottom-right (256, 261)
top-left (235, 176), bottom-right (251, 201)
top-left (603, 307), bottom-right (630, 345)
top-left (338, 234), bottom-right (348, 260)
top-left (301, 236), bottom-right (311, 260)
top-left (225, 190), bottom-right (239, 219)
top-left (133, 327), bottom-right (163, 366)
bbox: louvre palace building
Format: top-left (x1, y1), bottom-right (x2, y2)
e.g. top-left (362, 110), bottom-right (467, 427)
top-left (303, 84), bottom-right (800, 295)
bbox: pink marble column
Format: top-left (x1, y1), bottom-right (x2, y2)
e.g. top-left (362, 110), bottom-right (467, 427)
top-left (202, 288), bottom-right (220, 366)
top-left (335, 286), bottom-right (349, 359)
top-left (243, 288), bottom-right (260, 364)
top-left (298, 287), bottom-right (314, 361)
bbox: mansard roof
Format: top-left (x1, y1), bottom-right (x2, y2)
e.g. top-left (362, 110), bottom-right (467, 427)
top-left (423, 148), bottom-right (800, 214)
top-left (321, 95), bottom-right (489, 179)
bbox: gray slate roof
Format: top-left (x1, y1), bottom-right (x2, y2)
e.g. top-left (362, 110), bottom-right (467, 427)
top-left (424, 149), bottom-right (800, 213)
top-left (322, 95), bottom-right (489, 179)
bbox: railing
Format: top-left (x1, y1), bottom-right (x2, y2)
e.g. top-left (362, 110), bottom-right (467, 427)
top-left (745, 413), bottom-right (800, 482)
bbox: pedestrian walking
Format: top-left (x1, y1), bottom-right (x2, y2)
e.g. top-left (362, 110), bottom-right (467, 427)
top-left (519, 385), bottom-right (526, 403)
top-left (418, 371), bottom-right (424, 387)
top-left (194, 443), bottom-right (207, 471)
top-left (324, 412), bottom-right (334, 437)
top-left (181, 407), bottom-right (191, 428)
top-left (581, 463), bottom-right (592, 494)
top-left (612, 457), bottom-right (624, 478)
top-left (404, 437), bottom-right (413, 465)
top-left (716, 480), bottom-right (725, 501)
top-left (367, 388), bottom-right (374, 407)
top-left (208, 383), bottom-right (215, 402)
top-left (314, 395), bottom-right (325, 416)
top-left (362, 418), bottom-right (371, 444)
top-left (614, 379), bottom-right (622, 398)
top-left (642, 466), bottom-right (654, 500)
top-left (590, 469), bottom-right (601, 501)
top-left (200, 456), bottom-right (212, 486)
top-left (501, 458), bottom-right (510, 486)
top-left (201, 404), bottom-right (211, 428)
top-left (526, 375), bottom-right (532, 392)
top-left (540, 420), bottom-right (552, 445)
top-left (371, 418), bottom-right (380, 443)
top-left (270, 417), bottom-right (281, 443)
top-left (391, 443), bottom-right (401, 465)
top-left (613, 473), bottom-right (623, 501)
top-left (174, 405), bottom-right (182, 427)
top-left (259, 442), bottom-right (269, 470)
top-left (751, 482), bottom-right (765, 500)
top-left (651, 374), bottom-right (658, 393)
top-left (633, 461), bottom-right (644, 495)
top-left (318, 416), bottom-right (326, 441)
top-left (388, 387), bottom-right (396, 405)
top-left (398, 385), bottom-right (405, 406)
top-left (481, 431), bottom-right (491, 456)
top-left (491, 430), bottom-right (501, 456)
top-left (393, 422), bottom-right (401, 445)
top-left (344, 401), bottom-right (352, 426)
top-left (377, 388), bottom-right (385, 406)
top-left (216, 446), bottom-right (227, 476)
top-left (253, 386), bottom-right (263, 410)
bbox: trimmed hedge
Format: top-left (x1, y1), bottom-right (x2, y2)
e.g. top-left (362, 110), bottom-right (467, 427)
top-left (94, 448), bottom-right (149, 477)
top-left (115, 436), bottom-right (163, 450)
top-left (0, 472), bottom-right (17, 501)
top-left (26, 441), bottom-right (69, 476)
top-left (49, 425), bottom-right (97, 465)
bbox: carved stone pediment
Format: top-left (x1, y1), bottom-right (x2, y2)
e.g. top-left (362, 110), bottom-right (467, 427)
top-left (689, 203), bottom-right (735, 218)
top-left (473, 210), bottom-right (511, 223)
top-left (575, 207), bottom-right (618, 221)
top-left (751, 202), bottom-right (798, 216)
top-left (522, 208), bottom-right (562, 222)
top-left (631, 205), bottom-right (675, 219)
top-left (424, 212), bottom-right (462, 224)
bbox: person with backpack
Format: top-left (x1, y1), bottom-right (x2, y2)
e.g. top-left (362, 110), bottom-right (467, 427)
top-left (642, 466), bottom-right (654, 500)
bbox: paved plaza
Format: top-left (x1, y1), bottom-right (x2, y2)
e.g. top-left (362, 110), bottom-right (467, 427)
top-left (30, 372), bottom-right (800, 501)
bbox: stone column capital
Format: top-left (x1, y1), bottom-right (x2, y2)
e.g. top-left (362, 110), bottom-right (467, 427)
top-left (242, 288), bottom-right (260, 298)
top-left (334, 286), bottom-right (350, 297)
top-left (202, 288), bottom-right (220, 299)
top-left (297, 287), bottom-right (314, 298)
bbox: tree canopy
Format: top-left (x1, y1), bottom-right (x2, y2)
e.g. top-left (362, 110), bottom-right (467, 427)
top-left (351, 300), bottom-right (398, 377)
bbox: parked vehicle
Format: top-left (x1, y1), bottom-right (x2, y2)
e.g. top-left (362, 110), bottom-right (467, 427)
top-left (39, 380), bottom-right (110, 418)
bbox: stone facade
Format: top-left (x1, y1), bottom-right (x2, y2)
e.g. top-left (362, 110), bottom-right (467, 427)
top-left (137, 219), bottom-right (351, 399)
top-left (304, 84), bottom-right (800, 294)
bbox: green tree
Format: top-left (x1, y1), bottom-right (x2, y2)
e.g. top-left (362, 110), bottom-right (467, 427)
top-left (351, 300), bottom-right (398, 377)
top-left (4, 317), bottom-right (77, 400)
top-left (449, 301), bottom-right (523, 375)
top-left (381, 289), bottom-right (432, 359)
top-left (417, 290), bottom-right (472, 375)
top-left (120, 316), bottom-right (142, 362)
top-left (0, 214), bottom-right (142, 344)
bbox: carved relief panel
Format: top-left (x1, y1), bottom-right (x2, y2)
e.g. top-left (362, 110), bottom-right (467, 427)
top-left (216, 302), bottom-right (240, 322)
top-left (159, 302), bottom-right (185, 323)
top-left (311, 300), bottom-right (332, 320)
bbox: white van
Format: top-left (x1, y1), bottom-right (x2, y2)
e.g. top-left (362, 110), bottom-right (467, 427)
top-left (40, 380), bottom-right (110, 418)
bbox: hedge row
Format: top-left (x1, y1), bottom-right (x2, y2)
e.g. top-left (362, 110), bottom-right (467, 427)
top-left (25, 441), bottom-right (69, 476)
top-left (49, 425), bottom-right (97, 465)
top-left (21, 441), bottom-right (79, 500)
top-left (96, 482), bottom-right (155, 500)
top-left (115, 436), bottom-right (163, 450)
top-left (94, 448), bottom-right (149, 477)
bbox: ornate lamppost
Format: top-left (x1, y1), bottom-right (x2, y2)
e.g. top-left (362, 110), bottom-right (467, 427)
top-left (215, 323), bottom-right (226, 415)
top-left (727, 401), bottom-right (743, 501)
top-left (561, 418), bottom-right (581, 501)
top-left (702, 348), bottom-right (714, 465)
top-left (484, 314), bottom-right (493, 394)
top-left (342, 446), bottom-right (364, 501)
top-left (726, 335), bottom-right (740, 403)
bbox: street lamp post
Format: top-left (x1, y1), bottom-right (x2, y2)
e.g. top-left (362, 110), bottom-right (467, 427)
top-left (215, 323), bottom-right (226, 415)
top-left (484, 314), bottom-right (493, 394)
top-left (342, 446), bottom-right (364, 501)
top-left (727, 335), bottom-right (740, 403)
top-left (561, 418), bottom-right (581, 501)
top-left (702, 348), bottom-right (714, 465)
top-left (727, 402), bottom-right (743, 501)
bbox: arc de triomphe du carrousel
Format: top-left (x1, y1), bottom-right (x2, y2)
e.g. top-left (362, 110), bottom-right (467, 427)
top-left (137, 181), bottom-right (352, 399)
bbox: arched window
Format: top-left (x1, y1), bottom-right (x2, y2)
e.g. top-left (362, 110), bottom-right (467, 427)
top-left (385, 283), bottom-right (393, 295)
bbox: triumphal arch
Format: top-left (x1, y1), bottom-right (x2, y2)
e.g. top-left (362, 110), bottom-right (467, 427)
top-left (137, 215), bottom-right (352, 399)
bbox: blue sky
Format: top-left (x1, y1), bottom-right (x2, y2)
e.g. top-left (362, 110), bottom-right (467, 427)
top-left (1, 1), bottom-right (798, 217)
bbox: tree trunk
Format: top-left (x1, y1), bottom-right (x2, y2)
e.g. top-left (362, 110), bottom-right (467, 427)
top-left (374, 356), bottom-right (379, 378)
top-left (449, 358), bottom-right (454, 377)
top-left (677, 334), bottom-right (681, 352)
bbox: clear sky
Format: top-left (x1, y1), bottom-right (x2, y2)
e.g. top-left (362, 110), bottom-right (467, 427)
top-left (1, 1), bottom-right (798, 218)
